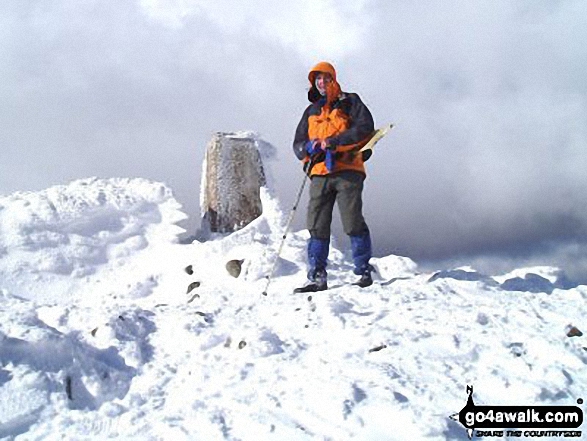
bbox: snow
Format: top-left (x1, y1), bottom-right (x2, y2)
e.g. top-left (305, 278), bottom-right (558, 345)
top-left (0, 177), bottom-right (586, 440)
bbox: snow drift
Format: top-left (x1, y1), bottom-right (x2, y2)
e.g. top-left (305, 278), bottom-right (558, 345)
top-left (0, 177), bottom-right (585, 440)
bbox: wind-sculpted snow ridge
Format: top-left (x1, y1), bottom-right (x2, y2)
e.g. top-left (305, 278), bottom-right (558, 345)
top-left (0, 177), bottom-right (186, 303)
top-left (0, 178), bottom-right (586, 440)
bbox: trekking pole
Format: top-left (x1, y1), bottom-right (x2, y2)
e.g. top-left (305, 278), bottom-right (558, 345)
top-left (262, 158), bottom-right (316, 296)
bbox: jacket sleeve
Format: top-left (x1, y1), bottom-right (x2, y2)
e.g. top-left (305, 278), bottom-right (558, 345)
top-left (328, 93), bottom-right (374, 147)
top-left (293, 105), bottom-right (312, 160)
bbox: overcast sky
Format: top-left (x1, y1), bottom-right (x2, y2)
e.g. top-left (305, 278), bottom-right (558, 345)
top-left (2, 0), bottom-right (586, 280)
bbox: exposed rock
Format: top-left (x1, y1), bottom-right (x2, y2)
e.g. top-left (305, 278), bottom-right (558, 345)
top-left (368, 344), bottom-right (387, 353)
top-left (65, 376), bottom-right (73, 400)
top-left (226, 259), bottom-right (244, 278)
top-left (507, 342), bottom-right (525, 357)
top-left (187, 293), bottom-right (200, 304)
top-left (567, 326), bottom-right (583, 338)
top-left (187, 281), bottom-right (201, 294)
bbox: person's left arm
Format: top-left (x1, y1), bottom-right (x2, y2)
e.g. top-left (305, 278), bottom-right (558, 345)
top-left (327, 93), bottom-right (374, 148)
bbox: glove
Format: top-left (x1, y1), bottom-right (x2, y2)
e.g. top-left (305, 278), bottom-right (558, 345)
top-left (311, 150), bottom-right (325, 164)
top-left (305, 140), bottom-right (319, 156)
top-left (305, 140), bottom-right (325, 166)
top-left (323, 138), bottom-right (337, 151)
top-left (303, 151), bottom-right (324, 172)
top-left (303, 139), bottom-right (338, 172)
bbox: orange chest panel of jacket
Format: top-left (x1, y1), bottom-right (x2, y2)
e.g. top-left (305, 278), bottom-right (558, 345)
top-left (306, 107), bottom-right (366, 176)
top-left (307, 107), bottom-right (349, 140)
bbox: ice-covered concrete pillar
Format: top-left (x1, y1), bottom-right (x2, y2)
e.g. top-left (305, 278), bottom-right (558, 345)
top-left (200, 132), bottom-right (267, 233)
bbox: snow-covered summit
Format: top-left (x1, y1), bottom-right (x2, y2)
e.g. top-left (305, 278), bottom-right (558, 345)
top-left (0, 178), bottom-right (585, 440)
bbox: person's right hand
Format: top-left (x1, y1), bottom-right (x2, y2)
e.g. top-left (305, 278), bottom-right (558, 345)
top-left (305, 139), bottom-right (319, 156)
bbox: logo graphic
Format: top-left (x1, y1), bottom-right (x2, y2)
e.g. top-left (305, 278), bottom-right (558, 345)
top-left (450, 385), bottom-right (583, 439)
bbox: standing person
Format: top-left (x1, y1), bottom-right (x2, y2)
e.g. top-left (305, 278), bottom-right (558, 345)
top-left (293, 61), bottom-right (376, 292)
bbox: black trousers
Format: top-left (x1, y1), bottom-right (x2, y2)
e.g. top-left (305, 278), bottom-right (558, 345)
top-left (307, 171), bottom-right (369, 239)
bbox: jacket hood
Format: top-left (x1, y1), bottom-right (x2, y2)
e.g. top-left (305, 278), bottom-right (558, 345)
top-left (307, 61), bottom-right (342, 104)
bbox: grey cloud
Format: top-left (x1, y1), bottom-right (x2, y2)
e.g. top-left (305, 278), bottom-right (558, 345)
top-left (339, 0), bottom-right (587, 278)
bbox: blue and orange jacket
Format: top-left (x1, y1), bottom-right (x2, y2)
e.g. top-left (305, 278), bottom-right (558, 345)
top-left (293, 62), bottom-right (375, 176)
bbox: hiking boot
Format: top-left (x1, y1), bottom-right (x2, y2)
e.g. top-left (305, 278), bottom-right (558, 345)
top-left (354, 270), bottom-right (373, 288)
top-left (295, 268), bottom-right (327, 293)
top-left (294, 281), bottom-right (328, 293)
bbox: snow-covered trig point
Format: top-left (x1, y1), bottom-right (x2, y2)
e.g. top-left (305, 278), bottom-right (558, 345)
top-left (200, 132), bottom-right (271, 234)
top-left (0, 176), bottom-right (585, 440)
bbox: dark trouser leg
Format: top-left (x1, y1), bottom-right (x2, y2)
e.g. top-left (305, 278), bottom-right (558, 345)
top-left (306, 176), bottom-right (335, 281)
top-left (307, 176), bottom-right (336, 239)
top-left (335, 172), bottom-right (373, 275)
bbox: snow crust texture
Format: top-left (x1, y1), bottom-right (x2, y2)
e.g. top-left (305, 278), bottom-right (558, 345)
top-left (0, 178), bottom-right (585, 440)
top-left (0, 177), bottom-right (185, 304)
